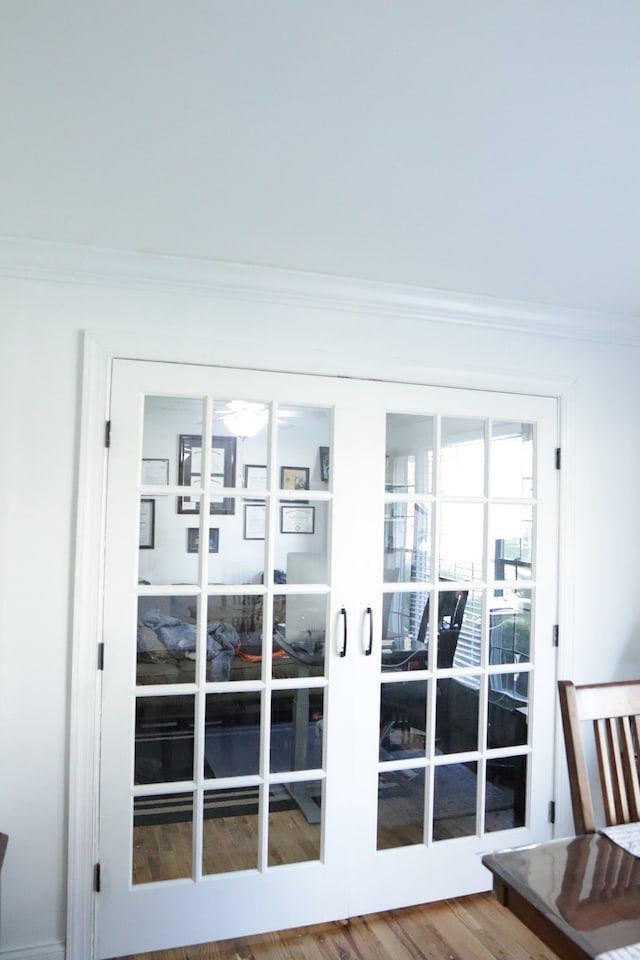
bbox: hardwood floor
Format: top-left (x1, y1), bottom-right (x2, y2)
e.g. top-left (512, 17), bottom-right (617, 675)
top-left (117, 893), bottom-right (560, 960)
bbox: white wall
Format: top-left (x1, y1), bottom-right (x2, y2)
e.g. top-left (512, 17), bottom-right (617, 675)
top-left (1, 266), bottom-right (639, 956)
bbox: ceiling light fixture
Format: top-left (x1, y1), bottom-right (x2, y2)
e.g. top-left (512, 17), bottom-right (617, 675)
top-left (223, 401), bottom-right (269, 438)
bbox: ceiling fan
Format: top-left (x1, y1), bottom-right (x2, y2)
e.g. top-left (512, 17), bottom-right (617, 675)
top-left (217, 400), bottom-right (299, 438)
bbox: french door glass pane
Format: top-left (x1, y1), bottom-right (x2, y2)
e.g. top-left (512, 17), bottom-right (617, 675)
top-left (137, 594), bottom-right (198, 685)
top-left (378, 407), bottom-right (544, 860)
top-left (134, 392), bottom-right (333, 897)
top-left (385, 413), bottom-right (434, 495)
top-left (270, 689), bottom-right (324, 773)
top-left (440, 419), bottom-right (485, 497)
top-left (381, 589), bottom-right (430, 670)
top-left (384, 503), bottom-right (432, 583)
top-left (142, 396), bottom-right (205, 485)
top-left (272, 593), bottom-right (326, 679)
top-left (451, 589), bottom-right (483, 669)
top-left (204, 692), bottom-right (262, 778)
top-left (132, 793), bottom-right (193, 884)
top-left (489, 587), bottom-right (531, 666)
top-left (134, 695), bottom-right (195, 785)
top-left (202, 788), bottom-right (259, 874)
top-left (377, 768), bottom-right (425, 849)
top-left (433, 762), bottom-right (477, 840)
top-left (380, 681), bottom-right (428, 760)
top-left (268, 781), bottom-right (323, 866)
top-left (491, 421), bottom-right (533, 498)
top-left (437, 677), bottom-right (480, 755)
top-left (485, 757), bottom-right (527, 832)
top-left (491, 504), bottom-right (533, 571)
top-left (488, 675), bottom-right (529, 746)
top-left (439, 503), bottom-right (484, 581)
top-left (276, 406), bottom-right (331, 493)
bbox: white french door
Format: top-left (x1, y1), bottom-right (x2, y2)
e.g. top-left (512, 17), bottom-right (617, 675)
top-left (97, 359), bottom-right (559, 958)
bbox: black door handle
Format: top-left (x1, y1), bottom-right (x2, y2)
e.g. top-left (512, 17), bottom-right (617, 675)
top-left (339, 607), bottom-right (348, 658)
top-left (365, 606), bottom-right (373, 656)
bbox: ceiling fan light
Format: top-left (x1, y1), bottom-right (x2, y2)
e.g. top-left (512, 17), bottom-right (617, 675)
top-left (224, 401), bottom-right (269, 438)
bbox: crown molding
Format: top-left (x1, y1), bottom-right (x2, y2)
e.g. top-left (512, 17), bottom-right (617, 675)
top-left (1, 234), bottom-right (639, 346)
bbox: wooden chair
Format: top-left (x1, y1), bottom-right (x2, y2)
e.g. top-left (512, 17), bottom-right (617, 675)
top-left (558, 679), bottom-right (640, 834)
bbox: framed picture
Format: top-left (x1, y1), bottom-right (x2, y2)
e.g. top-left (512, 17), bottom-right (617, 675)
top-left (244, 463), bottom-right (267, 495)
top-left (280, 465), bottom-right (309, 494)
top-left (187, 527), bottom-right (219, 553)
top-left (319, 446), bottom-right (330, 483)
top-left (280, 504), bottom-right (315, 534)
top-left (139, 499), bottom-right (155, 549)
top-left (141, 458), bottom-right (169, 485)
top-left (244, 502), bottom-right (266, 540)
top-left (177, 434), bottom-right (237, 515)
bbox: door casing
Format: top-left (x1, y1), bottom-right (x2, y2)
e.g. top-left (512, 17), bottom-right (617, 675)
top-left (68, 329), bottom-right (575, 960)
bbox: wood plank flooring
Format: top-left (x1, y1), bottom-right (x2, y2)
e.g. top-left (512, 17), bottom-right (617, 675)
top-left (117, 893), bottom-right (560, 960)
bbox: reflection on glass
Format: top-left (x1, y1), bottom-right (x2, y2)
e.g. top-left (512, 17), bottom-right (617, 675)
top-left (202, 787), bottom-right (260, 874)
top-left (385, 414), bottom-right (434, 495)
top-left (136, 595), bottom-right (198, 685)
top-left (140, 497), bottom-right (254, 585)
top-left (273, 592), bottom-right (326, 680)
top-left (435, 588), bottom-right (468, 669)
top-left (275, 501), bottom-right (328, 588)
top-left (485, 756), bottom-right (527, 832)
top-left (433, 762), bottom-right (477, 840)
top-left (384, 502), bottom-right (431, 583)
top-left (139, 488), bottom-right (200, 585)
top-left (204, 692), bottom-right (261, 778)
top-left (276, 405), bottom-right (331, 493)
top-left (451, 590), bottom-right (483, 669)
top-left (136, 593), bottom-right (258, 685)
top-left (138, 395), bottom-right (271, 586)
top-left (270, 689), bottom-right (324, 773)
top-left (134, 696), bottom-right (195, 785)
top-left (491, 504), bottom-right (533, 575)
top-left (487, 675), bottom-right (529, 747)
top-left (205, 592), bottom-right (266, 681)
top-left (439, 503), bottom-right (484, 581)
top-left (440, 418), bottom-right (485, 497)
top-left (177, 433), bottom-right (237, 516)
top-left (436, 678), bottom-right (479, 754)
top-left (491, 421), bottom-right (533, 499)
top-left (132, 792), bottom-right (193, 883)
top-left (377, 768), bottom-right (425, 849)
top-left (268, 780), bottom-right (322, 865)
top-left (381, 590), bottom-right (430, 671)
top-left (142, 395), bottom-right (204, 485)
top-left (489, 589), bottom-right (531, 667)
top-left (213, 399), bottom-right (269, 477)
top-left (380, 681), bottom-right (428, 760)
top-left (210, 499), bottom-right (267, 585)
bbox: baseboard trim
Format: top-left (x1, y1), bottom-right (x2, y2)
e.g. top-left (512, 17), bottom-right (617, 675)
top-left (0, 943), bottom-right (65, 960)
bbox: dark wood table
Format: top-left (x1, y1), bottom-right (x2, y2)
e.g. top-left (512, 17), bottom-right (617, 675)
top-left (0, 833), bottom-right (7, 942)
top-left (483, 833), bottom-right (640, 960)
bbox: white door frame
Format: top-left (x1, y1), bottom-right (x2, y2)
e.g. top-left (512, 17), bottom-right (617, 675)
top-left (68, 327), bottom-right (576, 960)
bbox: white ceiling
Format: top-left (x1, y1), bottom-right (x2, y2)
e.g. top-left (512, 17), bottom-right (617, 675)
top-left (2, 1), bottom-right (639, 318)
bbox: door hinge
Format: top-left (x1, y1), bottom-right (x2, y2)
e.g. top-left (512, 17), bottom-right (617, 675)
top-left (98, 642), bottom-right (105, 671)
top-left (105, 420), bottom-right (111, 448)
top-left (549, 800), bottom-right (556, 824)
top-left (553, 624), bottom-right (559, 647)
top-left (555, 447), bottom-right (561, 469)
top-left (94, 862), bottom-right (101, 893)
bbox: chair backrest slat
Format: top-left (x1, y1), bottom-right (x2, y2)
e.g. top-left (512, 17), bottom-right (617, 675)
top-left (623, 716), bottom-right (640, 822)
top-left (558, 679), bottom-right (640, 834)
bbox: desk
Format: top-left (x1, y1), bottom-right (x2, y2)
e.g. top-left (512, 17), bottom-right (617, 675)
top-left (483, 833), bottom-right (640, 960)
